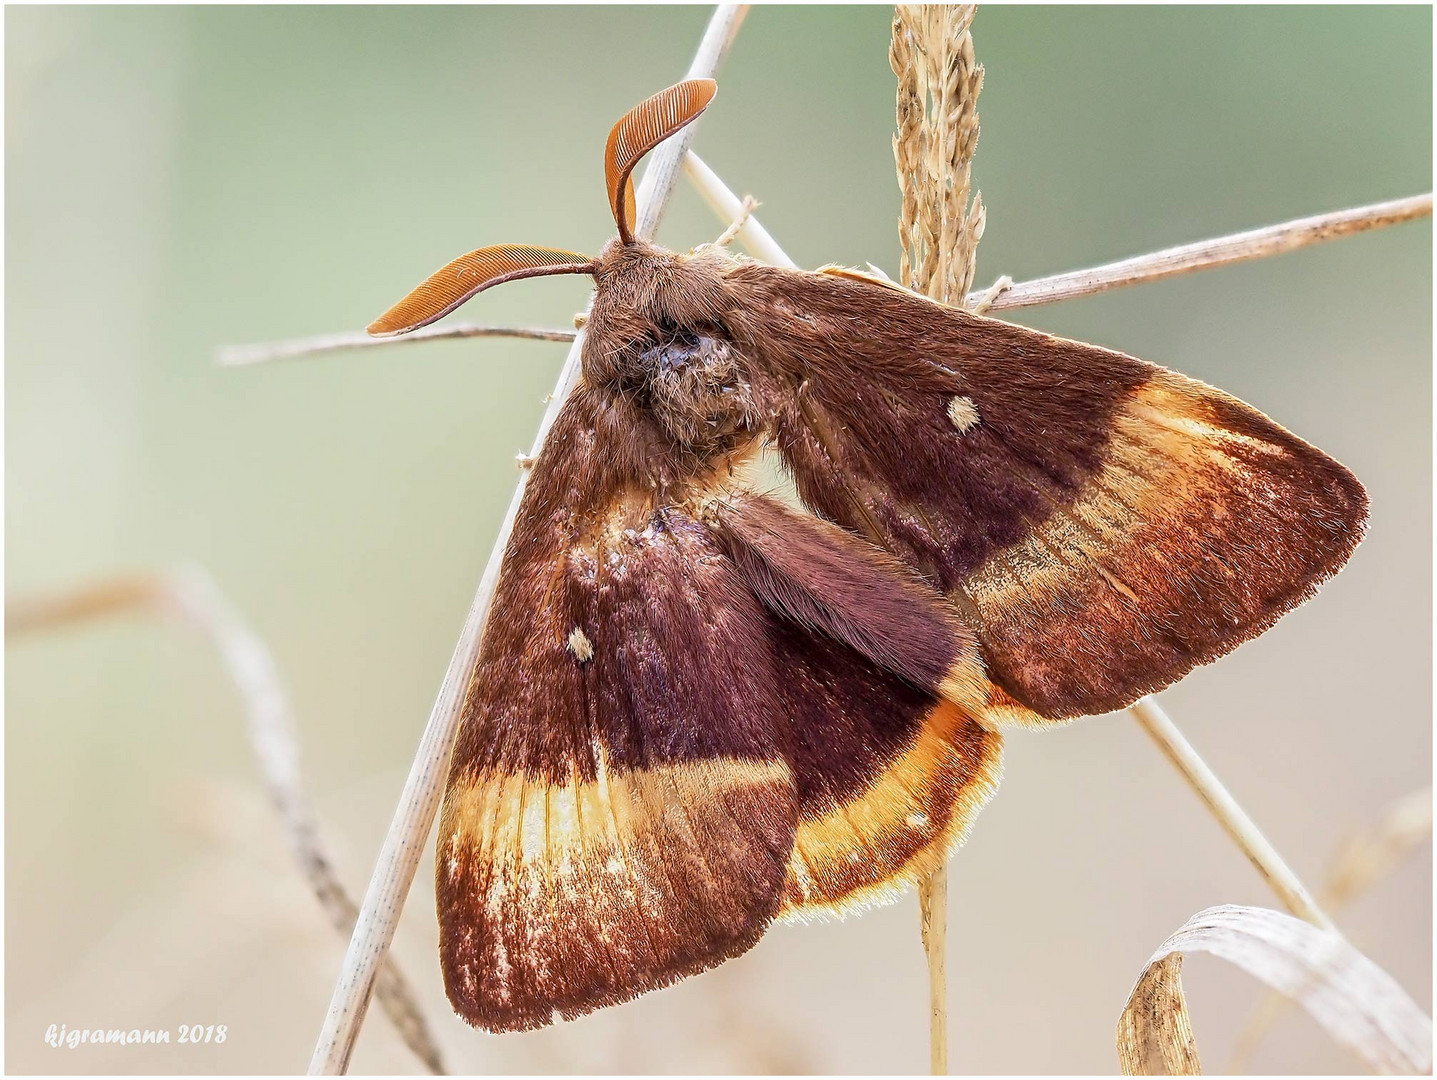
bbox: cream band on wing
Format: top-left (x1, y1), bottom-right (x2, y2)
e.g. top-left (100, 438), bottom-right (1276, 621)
top-left (442, 750), bottom-right (794, 894)
top-left (955, 371), bottom-right (1366, 720)
top-left (781, 700), bottom-right (1002, 918)
top-left (438, 747), bottom-right (796, 1030)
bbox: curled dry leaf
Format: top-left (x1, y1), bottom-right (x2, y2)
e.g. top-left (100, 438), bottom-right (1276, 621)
top-left (1120, 952), bottom-right (1203, 1075)
top-left (1118, 904), bottom-right (1432, 1076)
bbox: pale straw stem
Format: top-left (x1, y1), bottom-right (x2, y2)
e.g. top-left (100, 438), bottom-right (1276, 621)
top-left (1130, 698), bottom-right (1334, 930)
top-left (218, 324), bottom-right (575, 368)
top-left (918, 867), bottom-right (950, 1074)
top-left (683, 151), bottom-right (789, 266)
top-left (978, 192), bottom-right (1431, 311)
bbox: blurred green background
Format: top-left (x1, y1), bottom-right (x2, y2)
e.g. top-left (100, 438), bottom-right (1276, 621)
top-left (7, 5), bottom-right (1430, 1074)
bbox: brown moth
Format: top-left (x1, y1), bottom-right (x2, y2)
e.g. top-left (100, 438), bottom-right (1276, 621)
top-left (368, 80), bottom-right (1368, 1032)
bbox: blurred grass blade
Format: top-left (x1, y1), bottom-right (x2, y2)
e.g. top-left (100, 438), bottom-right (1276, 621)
top-left (1118, 904), bottom-right (1433, 1075)
top-left (1325, 787), bottom-right (1433, 910)
top-left (1229, 788), bottom-right (1433, 1070)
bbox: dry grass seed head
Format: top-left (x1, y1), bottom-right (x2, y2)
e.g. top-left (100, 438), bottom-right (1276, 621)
top-left (892, 4), bottom-right (985, 304)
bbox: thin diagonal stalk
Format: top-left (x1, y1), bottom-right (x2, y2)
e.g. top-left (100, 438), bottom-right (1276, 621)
top-left (304, 6), bottom-right (749, 1074)
top-left (980, 192), bottom-right (1431, 311)
top-left (1130, 699), bottom-right (1333, 930)
top-left (218, 324), bottom-right (575, 367)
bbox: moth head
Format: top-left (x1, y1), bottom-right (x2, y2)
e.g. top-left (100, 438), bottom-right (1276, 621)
top-left (581, 240), bottom-right (755, 455)
top-left (366, 80), bottom-right (718, 338)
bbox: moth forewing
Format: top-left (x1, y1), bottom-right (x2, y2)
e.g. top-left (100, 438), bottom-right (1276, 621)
top-left (721, 261), bottom-right (1368, 719)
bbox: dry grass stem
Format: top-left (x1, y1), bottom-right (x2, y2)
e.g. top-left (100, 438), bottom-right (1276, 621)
top-left (683, 151), bottom-right (790, 265)
top-left (711, 194), bottom-right (760, 248)
top-left (917, 867), bottom-right (950, 1074)
top-left (218, 324), bottom-right (575, 368)
top-left (6, 574), bottom-right (167, 631)
top-left (1323, 786), bottom-right (1433, 910)
top-left (891, 6), bottom-right (986, 1072)
top-left (7, 570), bottom-right (446, 1074)
top-left (892, 4), bottom-right (985, 306)
top-left (305, 7), bottom-right (749, 1073)
top-left (1130, 698), bottom-right (1333, 930)
top-left (980, 192), bottom-right (1432, 311)
top-left (1117, 904), bottom-right (1432, 1075)
top-left (1228, 787), bottom-right (1433, 1070)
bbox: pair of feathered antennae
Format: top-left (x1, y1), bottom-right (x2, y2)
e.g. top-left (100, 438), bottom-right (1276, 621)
top-left (366, 79), bottom-right (718, 337)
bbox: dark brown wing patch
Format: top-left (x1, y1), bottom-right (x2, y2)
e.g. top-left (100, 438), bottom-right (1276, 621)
top-left (725, 264), bottom-right (1367, 720)
top-left (959, 370), bottom-right (1368, 717)
top-left (776, 636), bottom-right (1003, 917)
top-left (440, 484), bottom-right (795, 1032)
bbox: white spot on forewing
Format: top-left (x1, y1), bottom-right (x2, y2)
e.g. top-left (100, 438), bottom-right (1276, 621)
top-left (906, 811), bottom-right (929, 829)
top-left (948, 395), bottom-right (980, 434)
top-left (567, 626), bottom-right (594, 663)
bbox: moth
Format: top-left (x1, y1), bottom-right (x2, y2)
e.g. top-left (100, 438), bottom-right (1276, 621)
top-left (368, 80), bottom-right (1367, 1032)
